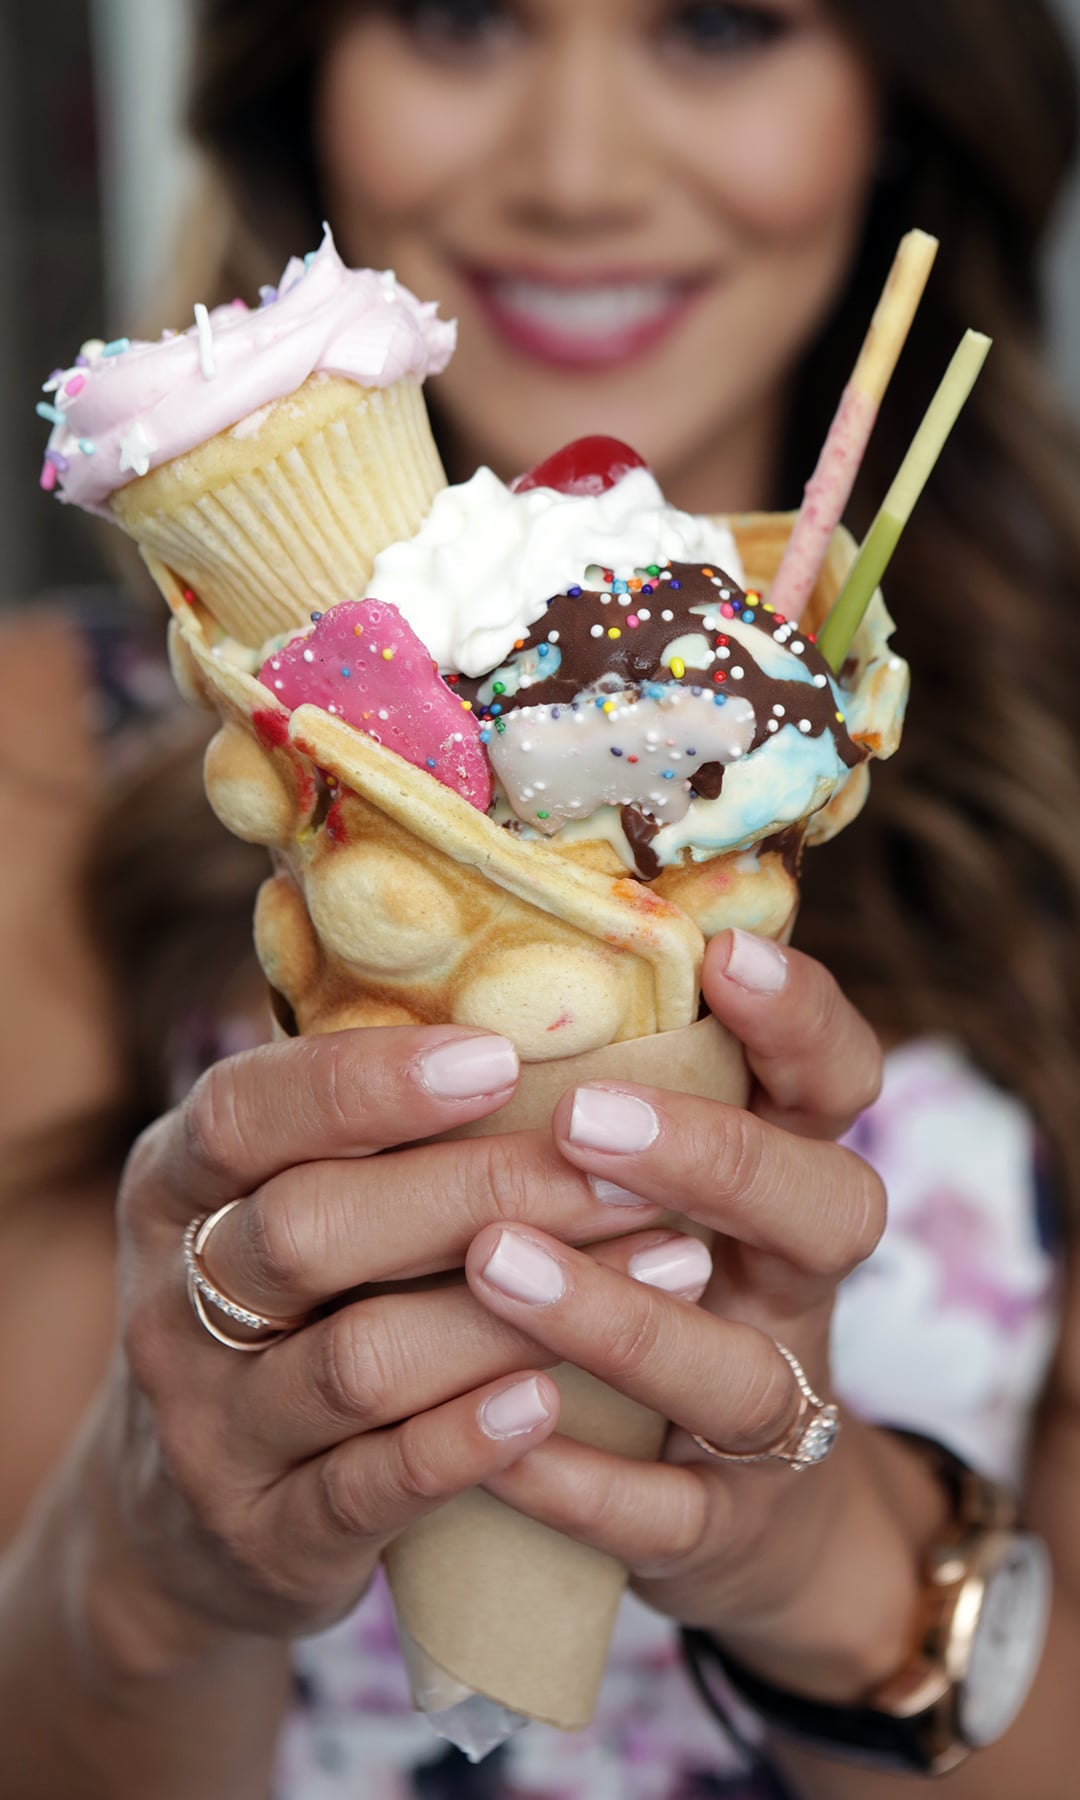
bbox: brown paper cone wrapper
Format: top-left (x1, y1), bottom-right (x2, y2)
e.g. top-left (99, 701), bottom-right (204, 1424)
top-left (382, 1014), bottom-right (749, 1733)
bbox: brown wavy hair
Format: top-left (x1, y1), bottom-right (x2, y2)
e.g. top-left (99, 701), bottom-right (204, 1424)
top-left (56, 0), bottom-right (1080, 1203)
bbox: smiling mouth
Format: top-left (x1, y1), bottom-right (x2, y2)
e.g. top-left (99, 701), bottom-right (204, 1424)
top-left (463, 268), bottom-right (710, 371)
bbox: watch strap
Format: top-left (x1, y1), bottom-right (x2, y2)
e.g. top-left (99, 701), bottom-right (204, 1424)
top-left (682, 1426), bottom-right (1019, 1774)
top-left (682, 1628), bottom-right (944, 1774)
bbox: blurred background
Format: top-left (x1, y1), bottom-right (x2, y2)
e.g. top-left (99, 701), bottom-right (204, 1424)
top-left (2, 0), bottom-right (1079, 609)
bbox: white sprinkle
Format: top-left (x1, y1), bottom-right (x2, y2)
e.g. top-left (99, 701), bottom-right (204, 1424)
top-left (772, 704), bottom-right (785, 717)
top-left (327, 704), bottom-right (337, 715)
top-left (118, 421), bottom-right (153, 477)
top-left (767, 720), bottom-right (779, 733)
top-left (273, 679), bottom-right (283, 690)
top-left (270, 659), bottom-right (281, 670)
top-left (519, 674), bottom-right (532, 689)
top-left (798, 720), bottom-right (812, 733)
top-left (590, 624), bottom-right (604, 638)
top-left (601, 594), bottom-right (611, 605)
top-left (637, 608), bottom-right (651, 621)
top-left (716, 645), bottom-right (731, 660)
top-left (813, 673), bottom-right (828, 688)
top-left (194, 303), bottom-right (217, 380)
top-left (662, 610), bottom-right (674, 622)
top-left (618, 595), bottom-right (630, 607)
top-left (661, 569), bottom-right (673, 580)
top-left (378, 708), bottom-right (389, 721)
top-left (791, 642), bottom-right (805, 656)
top-left (731, 666), bottom-right (745, 680)
top-left (302, 648), bottom-right (315, 663)
top-left (548, 631), bottom-right (560, 643)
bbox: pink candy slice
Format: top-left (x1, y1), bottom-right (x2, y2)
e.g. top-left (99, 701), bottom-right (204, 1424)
top-left (259, 599), bottom-right (492, 811)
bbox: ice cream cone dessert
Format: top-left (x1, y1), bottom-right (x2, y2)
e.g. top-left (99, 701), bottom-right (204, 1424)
top-left (150, 464), bottom-right (904, 1745)
top-left (38, 229), bottom-right (453, 646)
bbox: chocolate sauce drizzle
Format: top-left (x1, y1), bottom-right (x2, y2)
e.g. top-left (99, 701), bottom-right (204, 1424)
top-left (456, 562), bottom-right (863, 877)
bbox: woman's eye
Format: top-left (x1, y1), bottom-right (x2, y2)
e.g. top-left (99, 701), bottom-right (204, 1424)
top-left (662, 1), bottom-right (790, 56)
top-left (391, 0), bottom-right (515, 54)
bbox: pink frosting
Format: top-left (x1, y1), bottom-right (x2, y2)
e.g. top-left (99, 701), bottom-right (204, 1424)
top-left (259, 600), bottom-right (492, 811)
top-left (40, 226), bottom-right (455, 518)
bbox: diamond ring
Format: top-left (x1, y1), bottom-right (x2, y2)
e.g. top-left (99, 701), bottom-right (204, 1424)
top-left (184, 1200), bottom-right (309, 1353)
top-left (692, 1342), bottom-right (840, 1472)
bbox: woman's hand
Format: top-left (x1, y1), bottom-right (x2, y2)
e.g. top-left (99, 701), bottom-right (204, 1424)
top-left (91, 1023), bottom-right (673, 1671)
top-left (465, 930), bottom-right (913, 1698)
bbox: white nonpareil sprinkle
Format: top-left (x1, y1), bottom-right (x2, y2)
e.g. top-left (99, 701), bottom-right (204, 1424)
top-left (302, 648), bottom-right (315, 663)
top-left (798, 720), bottom-right (812, 733)
top-left (661, 610), bottom-right (674, 622)
top-left (813, 673), bottom-right (828, 688)
top-left (590, 624), bottom-right (604, 638)
top-left (194, 303), bottom-right (217, 380)
top-left (730, 666), bottom-right (745, 679)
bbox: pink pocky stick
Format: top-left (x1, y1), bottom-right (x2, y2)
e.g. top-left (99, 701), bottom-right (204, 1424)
top-left (770, 230), bottom-right (939, 623)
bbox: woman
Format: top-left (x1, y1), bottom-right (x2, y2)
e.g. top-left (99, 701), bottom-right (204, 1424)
top-left (2, 0), bottom-right (1079, 1795)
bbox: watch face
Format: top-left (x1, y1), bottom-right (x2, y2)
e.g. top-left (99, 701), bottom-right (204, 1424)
top-left (959, 1535), bottom-right (1052, 1748)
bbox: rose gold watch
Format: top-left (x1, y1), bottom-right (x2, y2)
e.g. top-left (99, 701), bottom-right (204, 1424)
top-left (683, 1431), bottom-right (1052, 1775)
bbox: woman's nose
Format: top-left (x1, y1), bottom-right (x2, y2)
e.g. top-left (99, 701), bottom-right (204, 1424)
top-left (503, 27), bottom-right (651, 231)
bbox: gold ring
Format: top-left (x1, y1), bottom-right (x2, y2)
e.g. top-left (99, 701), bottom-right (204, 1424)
top-left (692, 1342), bottom-right (840, 1472)
top-left (183, 1200), bottom-right (308, 1353)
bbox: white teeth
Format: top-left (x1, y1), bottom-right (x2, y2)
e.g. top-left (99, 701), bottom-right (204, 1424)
top-left (490, 278), bottom-right (678, 339)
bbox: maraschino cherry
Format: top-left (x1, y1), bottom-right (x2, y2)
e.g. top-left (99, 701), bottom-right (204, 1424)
top-left (510, 436), bottom-right (648, 498)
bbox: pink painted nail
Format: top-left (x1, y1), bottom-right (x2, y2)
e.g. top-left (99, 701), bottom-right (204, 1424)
top-left (725, 930), bottom-right (787, 995)
top-left (480, 1376), bottom-right (553, 1440)
top-left (417, 1035), bottom-right (519, 1099)
top-left (482, 1231), bottom-right (565, 1304)
top-left (629, 1236), bottom-right (713, 1299)
top-left (588, 1175), bottom-right (651, 1207)
top-left (569, 1088), bottom-right (659, 1154)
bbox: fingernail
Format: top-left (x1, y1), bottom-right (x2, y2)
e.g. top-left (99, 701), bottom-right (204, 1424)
top-left (725, 930), bottom-right (787, 995)
top-left (482, 1231), bottom-right (565, 1304)
top-left (418, 1035), bottom-right (519, 1099)
top-left (569, 1088), bottom-right (659, 1154)
top-left (480, 1376), bottom-right (552, 1440)
top-left (629, 1236), bottom-right (713, 1300)
top-left (588, 1175), bottom-right (651, 1207)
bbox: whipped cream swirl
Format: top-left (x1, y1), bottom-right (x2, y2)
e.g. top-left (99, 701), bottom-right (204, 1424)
top-left (365, 466), bottom-right (746, 677)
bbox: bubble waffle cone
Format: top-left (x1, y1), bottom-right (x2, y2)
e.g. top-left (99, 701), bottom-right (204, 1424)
top-left (112, 374), bottom-right (446, 648)
top-left (152, 514), bottom-right (904, 1746)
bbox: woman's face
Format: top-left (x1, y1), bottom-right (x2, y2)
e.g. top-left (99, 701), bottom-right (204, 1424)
top-left (318, 0), bottom-right (879, 504)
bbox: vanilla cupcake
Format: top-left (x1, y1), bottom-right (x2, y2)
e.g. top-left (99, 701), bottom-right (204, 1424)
top-left (39, 229), bottom-right (454, 645)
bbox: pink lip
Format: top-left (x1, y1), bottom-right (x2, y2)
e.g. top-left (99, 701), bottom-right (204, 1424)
top-left (461, 265), bottom-right (711, 373)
